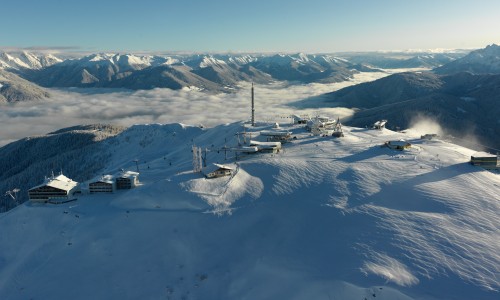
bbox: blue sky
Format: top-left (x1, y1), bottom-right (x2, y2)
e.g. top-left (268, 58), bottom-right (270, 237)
top-left (2, 0), bottom-right (499, 53)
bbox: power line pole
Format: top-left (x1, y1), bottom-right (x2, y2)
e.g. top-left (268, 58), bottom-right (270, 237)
top-left (251, 83), bottom-right (255, 126)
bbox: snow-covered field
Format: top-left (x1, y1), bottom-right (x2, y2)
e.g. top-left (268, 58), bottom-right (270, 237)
top-left (0, 121), bottom-right (498, 299)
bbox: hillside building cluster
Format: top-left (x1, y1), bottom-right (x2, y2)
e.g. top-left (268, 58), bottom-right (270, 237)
top-left (26, 107), bottom-right (497, 208)
top-left (28, 170), bottom-right (140, 203)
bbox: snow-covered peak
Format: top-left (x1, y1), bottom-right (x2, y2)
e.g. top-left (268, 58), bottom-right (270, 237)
top-left (434, 44), bottom-right (500, 74)
top-left (0, 51), bottom-right (63, 70)
top-left (199, 55), bottom-right (227, 68)
top-left (228, 55), bottom-right (258, 65)
top-left (74, 53), bottom-right (176, 70)
top-left (467, 44), bottom-right (500, 62)
top-left (296, 52), bottom-right (310, 63)
top-left (0, 52), bottom-right (31, 69)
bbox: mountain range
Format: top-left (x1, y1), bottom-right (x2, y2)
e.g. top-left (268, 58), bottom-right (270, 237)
top-left (0, 49), bottom-right (470, 95)
top-left (300, 45), bottom-right (500, 151)
top-left (434, 44), bottom-right (500, 74)
top-left (1, 45), bottom-right (498, 150)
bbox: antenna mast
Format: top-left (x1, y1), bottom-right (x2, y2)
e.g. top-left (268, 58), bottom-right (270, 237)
top-left (251, 83), bottom-right (255, 126)
top-left (192, 145), bottom-right (202, 173)
top-left (133, 159), bottom-right (139, 172)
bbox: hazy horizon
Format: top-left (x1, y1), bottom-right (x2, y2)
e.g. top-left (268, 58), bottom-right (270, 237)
top-left (1, 0), bottom-right (499, 53)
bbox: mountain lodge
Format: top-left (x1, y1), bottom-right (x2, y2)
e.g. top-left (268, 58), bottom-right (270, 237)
top-left (28, 173), bottom-right (79, 204)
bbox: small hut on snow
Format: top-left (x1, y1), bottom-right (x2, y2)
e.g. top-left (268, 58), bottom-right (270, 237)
top-left (204, 163), bottom-right (234, 179)
top-left (470, 152), bottom-right (498, 169)
top-left (385, 140), bottom-right (411, 150)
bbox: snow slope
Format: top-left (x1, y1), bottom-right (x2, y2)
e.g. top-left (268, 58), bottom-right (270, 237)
top-left (0, 122), bottom-right (498, 300)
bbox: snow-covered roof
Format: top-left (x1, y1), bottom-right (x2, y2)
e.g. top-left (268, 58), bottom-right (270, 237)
top-left (204, 163), bottom-right (234, 174)
top-left (30, 174), bottom-right (78, 192)
top-left (387, 140), bottom-right (411, 147)
top-left (118, 171), bottom-right (139, 179)
top-left (292, 114), bottom-right (306, 120)
top-left (374, 120), bottom-right (388, 127)
top-left (90, 174), bottom-right (114, 184)
top-left (471, 152), bottom-right (497, 158)
top-left (260, 130), bottom-right (291, 137)
top-left (234, 146), bottom-right (259, 153)
top-left (249, 140), bottom-right (282, 148)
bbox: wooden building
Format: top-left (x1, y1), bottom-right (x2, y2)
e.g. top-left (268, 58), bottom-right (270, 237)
top-left (89, 175), bottom-right (115, 193)
top-left (204, 163), bottom-right (234, 179)
top-left (28, 173), bottom-right (79, 203)
top-left (116, 171), bottom-right (139, 189)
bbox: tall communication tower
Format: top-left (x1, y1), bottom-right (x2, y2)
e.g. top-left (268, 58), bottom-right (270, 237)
top-left (251, 83), bottom-right (255, 126)
top-left (192, 145), bottom-right (202, 173)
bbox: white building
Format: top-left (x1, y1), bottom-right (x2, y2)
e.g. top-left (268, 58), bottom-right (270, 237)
top-left (89, 175), bottom-right (115, 193)
top-left (306, 116), bottom-right (336, 132)
top-left (116, 171), bottom-right (139, 189)
top-left (28, 173), bottom-right (79, 203)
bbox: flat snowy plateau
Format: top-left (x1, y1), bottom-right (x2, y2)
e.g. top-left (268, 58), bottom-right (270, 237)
top-left (0, 122), bottom-right (498, 300)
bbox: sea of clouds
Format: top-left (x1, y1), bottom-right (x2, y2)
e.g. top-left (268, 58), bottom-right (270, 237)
top-left (0, 72), bottom-right (390, 146)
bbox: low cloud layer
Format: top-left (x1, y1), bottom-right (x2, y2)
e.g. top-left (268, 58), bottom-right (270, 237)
top-left (0, 72), bottom-right (388, 146)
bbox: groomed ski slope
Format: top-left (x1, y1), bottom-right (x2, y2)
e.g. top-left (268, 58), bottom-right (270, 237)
top-left (0, 122), bottom-right (498, 300)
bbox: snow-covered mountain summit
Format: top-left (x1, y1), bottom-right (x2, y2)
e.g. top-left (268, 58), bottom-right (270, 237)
top-left (0, 120), bottom-right (498, 299)
top-left (0, 51), bottom-right (62, 70)
top-left (434, 44), bottom-right (500, 74)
